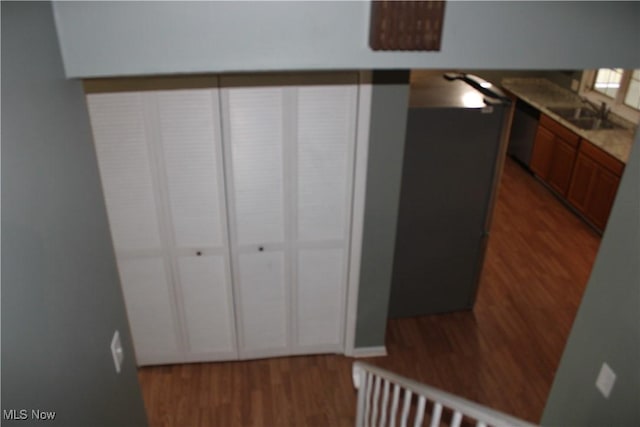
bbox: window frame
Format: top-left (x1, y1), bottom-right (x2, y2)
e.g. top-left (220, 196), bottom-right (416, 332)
top-left (580, 69), bottom-right (640, 124)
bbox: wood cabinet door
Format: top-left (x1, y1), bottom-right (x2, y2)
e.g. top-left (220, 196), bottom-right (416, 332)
top-left (530, 125), bottom-right (555, 179)
top-left (568, 152), bottom-right (598, 212)
top-left (586, 167), bottom-right (620, 230)
top-left (547, 137), bottom-right (577, 196)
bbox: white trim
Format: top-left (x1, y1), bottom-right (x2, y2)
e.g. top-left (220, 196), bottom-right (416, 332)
top-left (351, 346), bottom-right (387, 358)
top-left (344, 72), bottom-right (372, 357)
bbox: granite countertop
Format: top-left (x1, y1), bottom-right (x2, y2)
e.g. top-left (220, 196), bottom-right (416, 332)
top-left (501, 78), bottom-right (636, 163)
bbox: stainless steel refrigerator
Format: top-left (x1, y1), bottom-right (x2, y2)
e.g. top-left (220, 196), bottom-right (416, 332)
top-left (388, 73), bottom-right (513, 318)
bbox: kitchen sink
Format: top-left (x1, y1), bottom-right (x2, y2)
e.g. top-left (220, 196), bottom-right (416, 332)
top-left (549, 106), bottom-right (597, 119)
top-left (548, 106), bottom-right (622, 130)
top-left (563, 117), bottom-right (621, 130)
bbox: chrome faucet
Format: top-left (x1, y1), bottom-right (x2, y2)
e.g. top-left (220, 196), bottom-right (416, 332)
top-left (581, 97), bottom-right (611, 121)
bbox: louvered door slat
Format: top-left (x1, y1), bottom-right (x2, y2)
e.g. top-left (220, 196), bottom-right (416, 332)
top-left (297, 86), bottom-right (355, 242)
top-left (227, 88), bottom-right (285, 246)
top-left (156, 89), bottom-right (226, 249)
top-left (88, 93), bottom-right (162, 252)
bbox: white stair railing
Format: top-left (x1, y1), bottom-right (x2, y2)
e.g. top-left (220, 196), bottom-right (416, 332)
top-left (353, 362), bottom-right (537, 427)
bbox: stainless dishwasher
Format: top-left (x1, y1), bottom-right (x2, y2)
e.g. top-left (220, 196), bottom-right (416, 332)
top-left (507, 98), bottom-right (540, 167)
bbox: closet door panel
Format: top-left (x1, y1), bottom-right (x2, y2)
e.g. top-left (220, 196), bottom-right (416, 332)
top-left (156, 90), bottom-right (226, 249)
top-left (226, 88), bottom-right (285, 246)
top-left (237, 251), bottom-right (287, 353)
top-left (297, 248), bottom-right (344, 347)
top-left (118, 257), bottom-right (181, 364)
top-left (87, 93), bottom-right (162, 252)
top-left (178, 255), bottom-right (235, 355)
top-left (297, 86), bottom-right (356, 242)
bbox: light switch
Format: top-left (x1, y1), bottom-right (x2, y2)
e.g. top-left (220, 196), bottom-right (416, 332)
top-left (111, 330), bottom-right (124, 374)
top-left (595, 362), bottom-right (616, 398)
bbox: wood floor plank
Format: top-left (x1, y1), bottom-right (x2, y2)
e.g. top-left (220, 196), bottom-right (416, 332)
top-left (138, 158), bottom-right (600, 426)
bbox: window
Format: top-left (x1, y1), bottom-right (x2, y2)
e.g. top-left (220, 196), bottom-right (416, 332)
top-left (624, 70), bottom-right (640, 110)
top-left (592, 68), bottom-right (624, 98)
top-left (581, 68), bottom-right (640, 123)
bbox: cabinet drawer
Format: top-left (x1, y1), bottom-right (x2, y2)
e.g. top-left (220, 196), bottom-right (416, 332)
top-left (579, 141), bottom-right (625, 176)
top-left (539, 114), bottom-right (580, 147)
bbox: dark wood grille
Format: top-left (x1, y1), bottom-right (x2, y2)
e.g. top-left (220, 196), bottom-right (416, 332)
top-left (369, 1), bottom-right (446, 51)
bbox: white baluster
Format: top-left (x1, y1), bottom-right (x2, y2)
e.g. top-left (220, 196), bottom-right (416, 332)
top-left (372, 376), bottom-right (382, 426)
top-left (389, 384), bottom-right (401, 427)
top-left (353, 364), bottom-right (364, 389)
top-left (451, 411), bottom-right (463, 427)
top-left (355, 365), bottom-right (367, 427)
top-left (429, 403), bottom-right (442, 427)
top-left (365, 373), bottom-right (374, 427)
top-left (400, 389), bottom-right (412, 427)
top-left (414, 396), bottom-right (426, 427)
top-left (380, 379), bottom-right (390, 427)
top-left (352, 362), bottom-right (536, 427)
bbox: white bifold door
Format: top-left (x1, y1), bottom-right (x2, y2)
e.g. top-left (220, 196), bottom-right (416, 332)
top-left (87, 73), bottom-right (359, 365)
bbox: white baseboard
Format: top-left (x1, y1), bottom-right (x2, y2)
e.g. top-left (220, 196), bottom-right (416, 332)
top-left (351, 346), bottom-right (387, 358)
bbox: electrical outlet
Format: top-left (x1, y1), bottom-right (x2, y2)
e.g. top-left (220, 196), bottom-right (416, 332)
top-left (111, 330), bottom-right (124, 374)
top-left (595, 362), bottom-right (616, 398)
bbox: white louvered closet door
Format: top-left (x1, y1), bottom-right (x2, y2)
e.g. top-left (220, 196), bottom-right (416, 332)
top-left (88, 87), bottom-right (237, 365)
top-left (90, 74), bottom-right (360, 365)
top-left (294, 83), bottom-right (357, 354)
top-left (221, 84), bottom-right (290, 359)
top-left (154, 89), bottom-right (237, 362)
top-left (221, 74), bottom-right (358, 359)
top-left (88, 92), bottom-right (183, 365)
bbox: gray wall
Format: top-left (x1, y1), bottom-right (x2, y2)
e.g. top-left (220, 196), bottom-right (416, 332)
top-left (52, 1), bottom-right (640, 78)
top-left (1, 3), bottom-right (147, 426)
top-left (355, 71), bottom-right (411, 347)
top-left (542, 133), bottom-right (640, 425)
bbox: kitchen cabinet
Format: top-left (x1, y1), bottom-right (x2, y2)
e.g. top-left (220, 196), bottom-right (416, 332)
top-left (529, 113), bottom-right (625, 232)
top-left (529, 125), bottom-right (554, 177)
top-left (568, 141), bottom-right (624, 230)
top-left (530, 114), bottom-right (579, 196)
top-left (87, 74), bottom-right (360, 365)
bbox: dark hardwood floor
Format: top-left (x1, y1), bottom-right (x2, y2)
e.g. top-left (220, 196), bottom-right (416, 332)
top-left (138, 157), bottom-right (601, 426)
